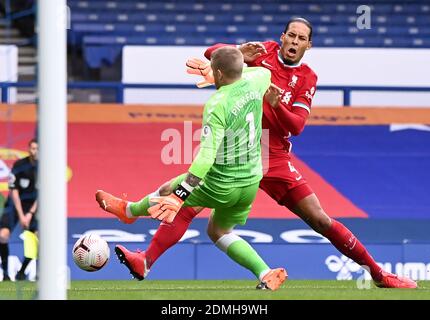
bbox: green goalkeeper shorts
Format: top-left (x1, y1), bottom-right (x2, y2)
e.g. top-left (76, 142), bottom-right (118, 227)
top-left (171, 173), bottom-right (260, 229)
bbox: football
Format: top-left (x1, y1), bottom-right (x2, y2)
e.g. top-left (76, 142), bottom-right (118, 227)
top-left (72, 234), bottom-right (110, 272)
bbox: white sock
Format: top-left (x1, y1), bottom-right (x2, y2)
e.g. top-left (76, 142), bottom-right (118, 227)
top-left (258, 269), bottom-right (271, 282)
top-left (125, 189), bottom-right (161, 218)
top-left (215, 233), bottom-right (241, 253)
top-left (126, 203), bottom-right (133, 218)
top-left (148, 190), bottom-right (160, 206)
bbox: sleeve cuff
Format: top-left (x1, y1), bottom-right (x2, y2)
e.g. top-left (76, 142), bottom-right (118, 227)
top-left (292, 102), bottom-right (311, 114)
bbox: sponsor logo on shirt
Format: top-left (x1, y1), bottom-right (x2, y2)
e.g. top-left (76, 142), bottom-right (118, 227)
top-left (282, 91), bottom-right (292, 105)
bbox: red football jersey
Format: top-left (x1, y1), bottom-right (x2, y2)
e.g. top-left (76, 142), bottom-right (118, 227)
top-left (248, 41), bottom-right (318, 154)
top-left (205, 42), bottom-right (318, 155)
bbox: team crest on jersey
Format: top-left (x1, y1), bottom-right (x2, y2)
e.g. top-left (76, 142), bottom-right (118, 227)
top-left (19, 178), bottom-right (30, 189)
top-left (289, 75), bottom-right (298, 88)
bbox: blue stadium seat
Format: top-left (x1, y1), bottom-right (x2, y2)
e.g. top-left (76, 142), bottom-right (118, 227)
top-left (68, 0), bottom-right (430, 68)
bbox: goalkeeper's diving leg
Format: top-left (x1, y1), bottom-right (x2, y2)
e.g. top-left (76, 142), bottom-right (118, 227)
top-left (206, 183), bottom-right (287, 291)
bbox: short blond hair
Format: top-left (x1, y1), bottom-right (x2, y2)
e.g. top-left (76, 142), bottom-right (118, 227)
top-left (211, 47), bottom-right (244, 79)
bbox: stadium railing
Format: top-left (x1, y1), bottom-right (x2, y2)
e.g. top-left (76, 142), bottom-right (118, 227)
top-left (1, 81), bottom-right (430, 106)
top-left (0, 0), bottom-right (35, 28)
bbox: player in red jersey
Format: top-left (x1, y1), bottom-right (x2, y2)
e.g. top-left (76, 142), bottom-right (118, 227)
top-left (104, 18), bottom-right (416, 289)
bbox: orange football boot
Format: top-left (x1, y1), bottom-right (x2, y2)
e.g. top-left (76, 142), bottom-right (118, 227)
top-left (95, 190), bottom-right (137, 224)
top-left (257, 268), bottom-right (288, 291)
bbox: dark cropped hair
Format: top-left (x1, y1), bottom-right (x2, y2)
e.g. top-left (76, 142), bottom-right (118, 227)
top-left (28, 138), bottom-right (38, 146)
top-left (284, 17), bottom-right (313, 41)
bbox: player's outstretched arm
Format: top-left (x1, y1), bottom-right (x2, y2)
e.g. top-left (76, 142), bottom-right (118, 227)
top-left (204, 43), bottom-right (234, 60)
top-left (204, 42), bottom-right (267, 64)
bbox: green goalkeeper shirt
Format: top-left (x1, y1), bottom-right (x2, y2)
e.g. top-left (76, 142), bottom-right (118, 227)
top-left (189, 67), bottom-right (271, 188)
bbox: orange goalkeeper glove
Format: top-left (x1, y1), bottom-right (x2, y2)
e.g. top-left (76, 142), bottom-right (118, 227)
top-left (148, 181), bottom-right (195, 223)
top-left (186, 58), bottom-right (214, 88)
top-left (147, 194), bottom-right (184, 223)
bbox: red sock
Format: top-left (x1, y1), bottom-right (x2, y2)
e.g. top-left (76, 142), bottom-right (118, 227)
top-left (323, 219), bottom-right (383, 281)
top-left (145, 207), bottom-right (198, 269)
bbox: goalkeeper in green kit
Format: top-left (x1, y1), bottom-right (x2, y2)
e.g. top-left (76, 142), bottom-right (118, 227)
top-left (96, 46), bottom-right (287, 290)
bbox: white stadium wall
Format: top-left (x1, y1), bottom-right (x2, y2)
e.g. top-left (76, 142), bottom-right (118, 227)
top-left (122, 46), bottom-right (430, 107)
top-left (304, 48), bottom-right (430, 107)
top-left (122, 46), bottom-right (217, 104)
top-left (0, 45), bottom-right (18, 103)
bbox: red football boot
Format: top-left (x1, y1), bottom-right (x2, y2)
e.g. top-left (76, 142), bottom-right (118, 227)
top-left (375, 271), bottom-right (417, 289)
top-left (115, 245), bottom-right (149, 281)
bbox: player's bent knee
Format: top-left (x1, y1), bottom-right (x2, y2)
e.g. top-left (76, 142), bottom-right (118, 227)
top-left (0, 228), bottom-right (10, 243)
top-left (207, 232), bottom-right (218, 243)
top-left (206, 221), bottom-right (225, 243)
top-left (311, 214), bottom-right (332, 234)
top-left (206, 225), bottom-right (218, 243)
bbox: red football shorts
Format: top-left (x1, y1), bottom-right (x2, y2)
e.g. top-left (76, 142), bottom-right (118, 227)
top-left (260, 154), bottom-right (314, 210)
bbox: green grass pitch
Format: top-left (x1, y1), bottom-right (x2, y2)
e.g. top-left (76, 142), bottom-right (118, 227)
top-left (0, 280), bottom-right (429, 300)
